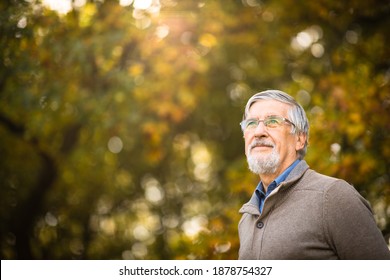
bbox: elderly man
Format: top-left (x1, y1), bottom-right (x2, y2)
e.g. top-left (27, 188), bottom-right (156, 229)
top-left (238, 89), bottom-right (390, 259)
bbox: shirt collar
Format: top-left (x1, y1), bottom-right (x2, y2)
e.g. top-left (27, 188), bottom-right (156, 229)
top-left (255, 159), bottom-right (301, 197)
top-left (275, 159), bottom-right (301, 185)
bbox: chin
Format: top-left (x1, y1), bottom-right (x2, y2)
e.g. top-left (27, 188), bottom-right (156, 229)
top-left (246, 154), bottom-right (280, 175)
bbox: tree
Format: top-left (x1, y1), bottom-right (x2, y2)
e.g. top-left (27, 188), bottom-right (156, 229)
top-left (1, 0), bottom-right (389, 259)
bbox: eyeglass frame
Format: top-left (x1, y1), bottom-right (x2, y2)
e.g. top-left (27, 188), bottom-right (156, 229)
top-left (240, 115), bottom-right (296, 133)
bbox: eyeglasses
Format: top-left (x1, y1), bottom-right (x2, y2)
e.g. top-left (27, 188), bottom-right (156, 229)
top-left (240, 115), bottom-right (295, 133)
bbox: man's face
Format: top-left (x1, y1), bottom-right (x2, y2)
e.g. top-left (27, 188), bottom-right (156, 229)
top-left (244, 100), bottom-right (304, 176)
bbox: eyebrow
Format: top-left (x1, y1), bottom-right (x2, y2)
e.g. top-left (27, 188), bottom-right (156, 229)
top-left (246, 114), bottom-right (282, 119)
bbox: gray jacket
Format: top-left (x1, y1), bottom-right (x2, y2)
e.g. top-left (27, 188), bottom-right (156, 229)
top-left (238, 160), bottom-right (390, 259)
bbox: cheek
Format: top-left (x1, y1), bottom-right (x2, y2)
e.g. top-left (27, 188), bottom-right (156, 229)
top-left (244, 137), bottom-right (251, 155)
top-left (273, 138), bottom-right (289, 154)
top-left (283, 138), bottom-right (298, 154)
top-left (244, 142), bottom-right (249, 155)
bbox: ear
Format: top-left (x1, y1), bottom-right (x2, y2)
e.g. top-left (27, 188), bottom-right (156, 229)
top-left (295, 133), bottom-right (306, 151)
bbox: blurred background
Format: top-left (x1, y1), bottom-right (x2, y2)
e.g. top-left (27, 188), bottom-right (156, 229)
top-left (0, 0), bottom-right (389, 259)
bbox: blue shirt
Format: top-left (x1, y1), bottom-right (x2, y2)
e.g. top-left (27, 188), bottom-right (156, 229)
top-left (255, 160), bottom-right (300, 213)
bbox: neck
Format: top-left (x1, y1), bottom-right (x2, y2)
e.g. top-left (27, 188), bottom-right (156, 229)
top-left (259, 174), bottom-right (276, 192)
top-left (259, 158), bottom-right (299, 192)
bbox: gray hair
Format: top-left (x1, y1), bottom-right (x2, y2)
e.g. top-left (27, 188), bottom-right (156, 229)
top-left (243, 89), bottom-right (309, 159)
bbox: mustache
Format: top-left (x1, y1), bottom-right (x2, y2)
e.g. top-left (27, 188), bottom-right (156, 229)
top-left (249, 139), bottom-right (275, 150)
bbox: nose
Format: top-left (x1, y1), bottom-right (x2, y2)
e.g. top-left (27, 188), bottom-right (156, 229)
top-left (253, 121), bottom-right (268, 137)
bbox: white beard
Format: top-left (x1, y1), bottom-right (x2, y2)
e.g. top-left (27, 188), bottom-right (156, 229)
top-left (246, 140), bottom-right (280, 174)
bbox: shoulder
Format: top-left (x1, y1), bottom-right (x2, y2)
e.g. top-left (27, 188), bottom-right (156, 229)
top-left (297, 170), bottom-right (374, 224)
top-left (304, 170), bottom-right (368, 203)
top-left (295, 168), bottom-right (350, 192)
top-left (286, 161), bottom-right (344, 192)
top-left (293, 168), bottom-right (371, 208)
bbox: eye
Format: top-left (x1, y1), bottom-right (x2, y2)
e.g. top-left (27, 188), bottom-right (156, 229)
top-left (246, 119), bottom-right (258, 129)
top-left (264, 116), bottom-right (282, 127)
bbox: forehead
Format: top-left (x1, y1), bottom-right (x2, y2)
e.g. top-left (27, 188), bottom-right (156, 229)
top-left (247, 99), bottom-right (291, 118)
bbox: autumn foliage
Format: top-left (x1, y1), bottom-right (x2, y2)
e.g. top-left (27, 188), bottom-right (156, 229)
top-left (0, 0), bottom-right (389, 259)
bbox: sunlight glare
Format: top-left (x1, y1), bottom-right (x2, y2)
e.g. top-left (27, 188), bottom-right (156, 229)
top-left (182, 215), bottom-right (208, 238)
top-left (142, 175), bottom-right (165, 204)
top-left (156, 24), bottom-right (170, 39)
top-left (45, 212), bottom-right (58, 227)
top-left (291, 25), bottom-right (323, 54)
top-left (133, 225), bottom-right (151, 241)
top-left (99, 217), bottom-right (116, 235)
top-left (214, 241), bottom-right (231, 253)
top-left (17, 17), bottom-right (27, 29)
top-left (311, 43), bottom-right (324, 58)
top-left (107, 136), bottom-right (123, 154)
top-left (191, 141), bottom-right (212, 182)
top-left (296, 31), bottom-right (312, 48)
top-left (132, 242), bottom-right (148, 258)
top-left (42, 0), bottom-right (72, 14)
top-left (120, 0), bottom-right (134, 6)
top-left (134, 0), bottom-right (153, 10)
top-left (145, 184), bottom-right (164, 204)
